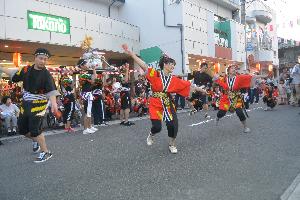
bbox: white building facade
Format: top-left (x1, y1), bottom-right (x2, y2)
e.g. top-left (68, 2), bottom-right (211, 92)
top-left (0, 0), bottom-right (140, 66)
top-left (0, 0), bottom-right (246, 75)
top-left (119, 0), bottom-right (245, 74)
top-left (245, 0), bottom-right (279, 76)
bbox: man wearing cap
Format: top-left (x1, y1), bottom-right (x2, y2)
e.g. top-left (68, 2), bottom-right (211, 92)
top-left (77, 59), bottom-right (98, 134)
top-left (0, 48), bottom-right (59, 163)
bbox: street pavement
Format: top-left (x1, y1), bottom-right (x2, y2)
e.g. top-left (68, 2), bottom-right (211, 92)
top-left (0, 104), bottom-right (300, 200)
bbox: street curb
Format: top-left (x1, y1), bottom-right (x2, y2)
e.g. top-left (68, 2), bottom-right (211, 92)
top-left (0, 109), bottom-right (191, 143)
top-left (281, 174), bottom-right (300, 200)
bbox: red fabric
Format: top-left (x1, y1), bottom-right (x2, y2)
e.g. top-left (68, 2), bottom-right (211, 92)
top-left (146, 68), bottom-right (191, 120)
top-left (215, 75), bottom-right (252, 111)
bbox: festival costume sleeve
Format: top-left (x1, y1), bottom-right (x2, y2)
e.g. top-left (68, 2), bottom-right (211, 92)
top-left (214, 78), bottom-right (228, 89)
top-left (146, 67), bottom-right (157, 81)
top-left (237, 75), bottom-right (252, 89)
top-left (11, 67), bottom-right (25, 82)
top-left (167, 77), bottom-right (191, 97)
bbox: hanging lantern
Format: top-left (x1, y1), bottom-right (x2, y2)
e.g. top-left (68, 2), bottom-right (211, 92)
top-left (214, 63), bottom-right (220, 73)
top-left (13, 53), bottom-right (22, 67)
top-left (256, 63), bottom-right (261, 71)
top-left (268, 64), bottom-right (273, 72)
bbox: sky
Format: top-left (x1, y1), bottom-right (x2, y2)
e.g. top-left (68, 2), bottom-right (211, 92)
top-left (265, 0), bottom-right (300, 40)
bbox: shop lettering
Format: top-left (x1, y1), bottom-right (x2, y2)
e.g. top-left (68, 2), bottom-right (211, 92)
top-left (27, 11), bottom-right (70, 34)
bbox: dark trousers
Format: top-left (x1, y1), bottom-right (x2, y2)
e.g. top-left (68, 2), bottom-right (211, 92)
top-left (217, 108), bottom-right (246, 122)
top-left (150, 112), bottom-right (178, 138)
top-left (250, 88), bottom-right (259, 104)
top-left (175, 94), bottom-right (185, 109)
top-left (92, 99), bottom-right (105, 125)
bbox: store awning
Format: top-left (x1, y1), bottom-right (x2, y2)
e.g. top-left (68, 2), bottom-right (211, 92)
top-left (140, 46), bottom-right (162, 64)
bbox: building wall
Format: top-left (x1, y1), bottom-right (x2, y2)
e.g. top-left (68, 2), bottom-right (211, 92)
top-left (0, 0), bottom-right (140, 53)
top-left (185, 0), bottom-right (233, 19)
top-left (182, 0), bottom-right (245, 67)
top-left (230, 20), bottom-right (246, 64)
top-left (118, 0), bottom-right (184, 74)
top-left (246, 1), bottom-right (278, 69)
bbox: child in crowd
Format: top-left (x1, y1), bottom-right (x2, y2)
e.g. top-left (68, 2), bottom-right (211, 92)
top-left (61, 78), bottom-right (76, 132)
top-left (278, 79), bottom-right (287, 105)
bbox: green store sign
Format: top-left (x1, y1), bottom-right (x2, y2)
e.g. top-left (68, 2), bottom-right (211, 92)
top-left (27, 10), bottom-right (70, 34)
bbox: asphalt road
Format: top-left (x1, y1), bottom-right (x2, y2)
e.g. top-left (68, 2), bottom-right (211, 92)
top-left (1, 104), bottom-right (300, 200)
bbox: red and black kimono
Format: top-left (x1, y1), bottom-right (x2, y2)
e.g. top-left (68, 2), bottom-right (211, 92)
top-left (215, 74), bottom-right (252, 121)
top-left (146, 68), bottom-right (190, 138)
top-left (147, 68), bottom-right (190, 121)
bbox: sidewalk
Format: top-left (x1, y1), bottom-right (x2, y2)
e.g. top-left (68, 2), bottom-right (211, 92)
top-left (0, 108), bottom-right (192, 143)
top-left (281, 174), bottom-right (300, 200)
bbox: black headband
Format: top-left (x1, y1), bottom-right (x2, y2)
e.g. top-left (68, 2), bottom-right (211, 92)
top-left (34, 48), bottom-right (51, 58)
top-left (77, 59), bottom-right (87, 67)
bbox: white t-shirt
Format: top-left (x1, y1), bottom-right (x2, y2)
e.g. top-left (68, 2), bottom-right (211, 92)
top-left (291, 64), bottom-right (300, 84)
top-left (0, 103), bottom-right (19, 118)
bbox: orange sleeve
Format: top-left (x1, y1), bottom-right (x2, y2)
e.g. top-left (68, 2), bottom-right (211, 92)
top-left (215, 78), bottom-right (228, 89)
top-left (167, 77), bottom-right (191, 97)
top-left (146, 68), bottom-right (157, 82)
top-left (237, 75), bottom-right (252, 89)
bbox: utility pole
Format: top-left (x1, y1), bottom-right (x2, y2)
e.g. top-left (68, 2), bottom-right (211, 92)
top-left (241, 0), bottom-right (246, 25)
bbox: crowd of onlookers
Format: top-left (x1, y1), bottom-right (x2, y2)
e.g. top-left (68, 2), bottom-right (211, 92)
top-left (1, 62), bottom-right (300, 137)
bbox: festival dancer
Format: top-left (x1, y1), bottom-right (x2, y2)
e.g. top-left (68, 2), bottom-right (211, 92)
top-left (92, 77), bottom-right (107, 126)
top-left (122, 44), bottom-right (206, 153)
top-left (214, 65), bottom-right (268, 133)
top-left (77, 59), bottom-right (98, 134)
top-left (0, 48), bottom-right (59, 163)
top-left (61, 77), bottom-right (76, 132)
top-left (263, 80), bottom-right (277, 111)
top-left (119, 63), bottom-right (135, 126)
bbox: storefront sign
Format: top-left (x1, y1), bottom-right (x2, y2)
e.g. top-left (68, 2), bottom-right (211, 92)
top-left (214, 20), bottom-right (231, 48)
top-left (27, 11), bottom-right (70, 34)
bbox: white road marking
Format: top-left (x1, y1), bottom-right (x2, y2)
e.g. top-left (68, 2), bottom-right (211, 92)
top-left (189, 107), bottom-right (263, 127)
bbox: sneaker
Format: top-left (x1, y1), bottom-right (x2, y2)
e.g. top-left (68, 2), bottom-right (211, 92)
top-left (264, 107), bottom-right (269, 111)
top-left (90, 126), bottom-right (98, 132)
top-left (66, 127), bottom-right (75, 133)
top-left (204, 113), bottom-right (211, 119)
top-left (124, 121), bottom-right (135, 126)
top-left (146, 133), bottom-right (154, 146)
top-left (120, 121), bottom-right (125, 125)
top-left (169, 145), bottom-right (178, 154)
top-left (34, 151), bottom-right (53, 163)
top-left (99, 123), bottom-right (108, 127)
top-left (189, 109), bottom-right (197, 116)
top-left (33, 142), bottom-right (40, 153)
top-left (83, 128), bottom-right (95, 135)
top-left (7, 131), bottom-right (13, 136)
top-left (244, 127), bottom-right (251, 133)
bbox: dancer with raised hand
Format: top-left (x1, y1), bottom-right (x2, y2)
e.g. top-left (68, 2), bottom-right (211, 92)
top-left (0, 48), bottom-right (59, 163)
top-left (122, 44), bottom-right (206, 154)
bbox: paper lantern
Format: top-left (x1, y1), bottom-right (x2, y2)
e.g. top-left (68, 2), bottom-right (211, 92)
top-left (214, 63), bottom-right (220, 73)
top-left (268, 64), bottom-right (273, 72)
top-left (256, 63), bottom-right (260, 71)
top-left (13, 53), bottom-right (22, 67)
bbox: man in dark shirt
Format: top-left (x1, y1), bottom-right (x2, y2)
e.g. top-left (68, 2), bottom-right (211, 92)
top-left (0, 48), bottom-right (59, 163)
top-left (191, 62), bottom-right (212, 118)
top-left (120, 63), bottom-right (134, 126)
